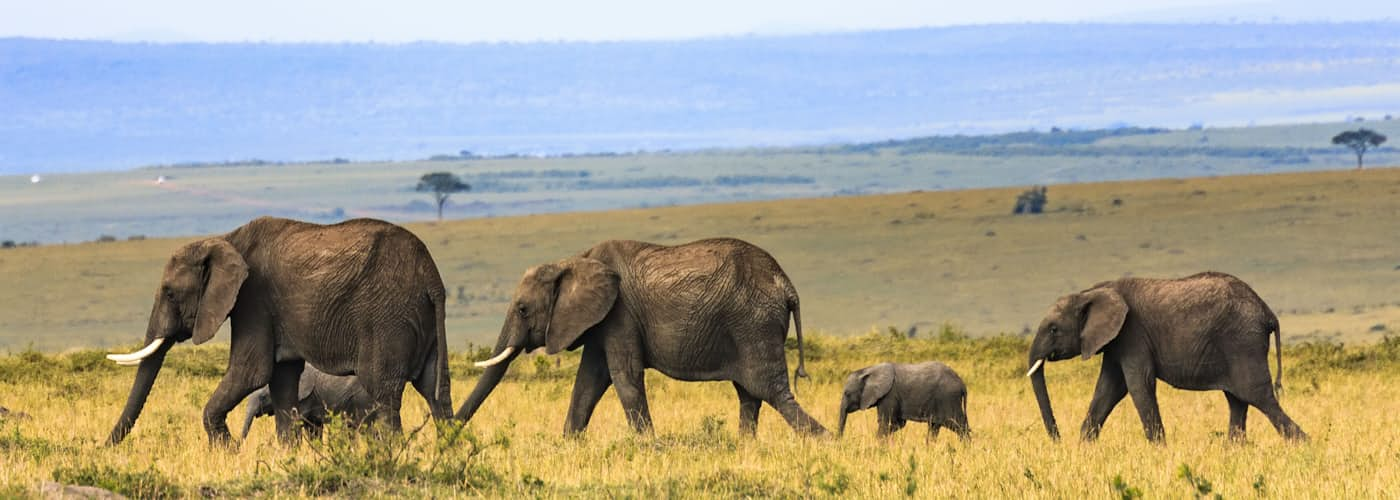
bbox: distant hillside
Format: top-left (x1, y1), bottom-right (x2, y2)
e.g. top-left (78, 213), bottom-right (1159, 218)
top-left (3, 22), bottom-right (1399, 173)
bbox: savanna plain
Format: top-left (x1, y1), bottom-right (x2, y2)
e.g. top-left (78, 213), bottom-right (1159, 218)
top-left (1, 167), bottom-right (1399, 497)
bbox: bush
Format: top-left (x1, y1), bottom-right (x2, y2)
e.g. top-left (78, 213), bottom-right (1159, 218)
top-left (1013, 186), bottom-right (1048, 214)
top-left (51, 464), bottom-right (182, 499)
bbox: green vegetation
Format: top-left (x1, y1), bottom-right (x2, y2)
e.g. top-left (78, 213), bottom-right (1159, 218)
top-left (1, 332), bottom-right (1397, 496)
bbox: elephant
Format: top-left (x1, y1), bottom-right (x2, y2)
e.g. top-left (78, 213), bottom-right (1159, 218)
top-left (838, 362), bottom-right (970, 441)
top-left (105, 216), bottom-right (454, 446)
top-left (456, 238), bottom-right (827, 436)
top-left (1026, 271), bottom-right (1306, 443)
top-left (240, 365), bottom-right (376, 441)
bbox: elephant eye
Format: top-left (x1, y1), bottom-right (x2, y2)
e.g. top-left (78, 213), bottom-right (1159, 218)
top-left (1049, 324), bottom-right (1058, 334)
top-left (516, 303), bottom-right (527, 317)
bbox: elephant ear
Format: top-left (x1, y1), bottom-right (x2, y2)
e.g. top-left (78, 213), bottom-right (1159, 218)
top-left (190, 239), bottom-right (249, 344)
top-left (859, 364), bottom-right (896, 409)
top-left (1078, 288), bottom-right (1128, 360)
top-left (545, 257), bottom-right (619, 354)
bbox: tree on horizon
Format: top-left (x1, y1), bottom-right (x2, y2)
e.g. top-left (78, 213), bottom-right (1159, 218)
top-left (416, 172), bottom-right (470, 221)
top-left (1331, 128), bottom-right (1387, 169)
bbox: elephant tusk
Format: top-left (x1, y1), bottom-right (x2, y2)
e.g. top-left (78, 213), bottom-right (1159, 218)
top-left (107, 338), bottom-right (166, 364)
top-left (474, 346), bottom-right (515, 368)
top-left (115, 359), bottom-right (143, 366)
top-left (1026, 359), bottom-right (1045, 377)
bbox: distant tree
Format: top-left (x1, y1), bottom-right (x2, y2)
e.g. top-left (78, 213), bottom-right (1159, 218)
top-left (416, 172), bottom-right (471, 221)
top-left (1331, 129), bottom-right (1387, 169)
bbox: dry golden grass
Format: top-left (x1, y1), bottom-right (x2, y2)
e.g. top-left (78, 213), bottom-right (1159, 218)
top-left (1, 334), bottom-right (1397, 497)
top-left (3, 167), bottom-right (1397, 350)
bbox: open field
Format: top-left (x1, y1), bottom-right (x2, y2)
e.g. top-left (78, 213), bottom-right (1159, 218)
top-left (2, 167), bottom-right (1398, 351)
top-left (3, 120), bottom-right (1398, 245)
top-left (1, 334), bottom-right (1397, 497)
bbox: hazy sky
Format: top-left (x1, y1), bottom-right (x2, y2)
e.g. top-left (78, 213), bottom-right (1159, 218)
top-left (3, 0), bottom-right (1396, 43)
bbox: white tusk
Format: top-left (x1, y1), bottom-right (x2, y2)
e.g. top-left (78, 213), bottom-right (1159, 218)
top-left (107, 338), bottom-right (167, 364)
top-left (1026, 359), bottom-right (1045, 378)
top-left (473, 346), bottom-right (515, 368)
top-left (115, 359), bottom-right (143, 367)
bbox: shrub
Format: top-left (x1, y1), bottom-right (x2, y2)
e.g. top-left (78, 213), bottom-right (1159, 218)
top-left (1013, 186), bottom-right (1048, 214)
top-left (51, 464), bottom-right (181, 500)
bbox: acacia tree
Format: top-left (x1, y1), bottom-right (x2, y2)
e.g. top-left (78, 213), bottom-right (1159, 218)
top-left (1331, 128), bottom-right (1387, 169)
top-left (416, 172), bottom-right (470, 221)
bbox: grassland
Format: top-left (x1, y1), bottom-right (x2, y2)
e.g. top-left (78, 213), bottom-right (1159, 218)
top-left (2, 167), bottom-right (1397, 351)
top-left (4, 120), bottom-right (1398, 246)
top-left (1, 333), bottom-right (1398, 497)
top-left (0, 165), bottom-right (1397, 497)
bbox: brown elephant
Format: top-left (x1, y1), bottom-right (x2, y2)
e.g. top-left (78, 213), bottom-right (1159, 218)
top-left (456, 238), bottom-right (826, 436)
top-left (1026, 271), bottom-right (1306, 443)
top-left (105, 216), bottom-right (454, 446)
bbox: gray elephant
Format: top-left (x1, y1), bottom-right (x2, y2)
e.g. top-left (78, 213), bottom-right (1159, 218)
top-left (456, 238), bottom-right (827, 436)
top-left (105, 216), bottom-right (454, 446)
top-left (1026, 271), bottom-right (1306, 443)
top-left (838, 362), bottom-right (970, 441)
top-left (240, 365), bottom-right (376, 441)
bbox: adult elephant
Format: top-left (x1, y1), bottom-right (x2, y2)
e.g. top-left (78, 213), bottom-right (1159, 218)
top-left (105, 216), bottom-right (454, 446)
top-left (456, 238), bottom-right (827, 436)
top-left (1026, 271), bottom-right (1306, 443)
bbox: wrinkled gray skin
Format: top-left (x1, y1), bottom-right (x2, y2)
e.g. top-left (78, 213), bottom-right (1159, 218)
top-left (107, 217), bottom-right (454, 447)
top-left (457, 238), bottom-right (827, 436)
top-left (838, 362), bottom-right (970, 441)
top-left (1028, 271), bottom-right (1306, 443)
top-left (240, 365), bottom-right (376, 441)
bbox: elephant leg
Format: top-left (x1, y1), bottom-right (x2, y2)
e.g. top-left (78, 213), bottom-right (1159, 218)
top-left (564, 344), bottom-right (612, 435)
top-left (761, 388), bottom-right (828, 437)
top-left (359, 377), bottom-right (406, 434)
top-left (733, 382), bottom-right (762, 436)
top-left (1122, 363), bottom-right (1165, 443)
top-left (1229, 364), bottom-right (1307, 441)
top-left (950, 410), bottom-right (972, 442)
top-left (203, 329), bottom-right (275, 446)
top-left (1238, 385), bottom-right (1306, 441)
top-left (269, 360), bottom-right (306, 446)
top-left (409, 343), bottom-right (453, 422)
top-left (927, 423), bottom-right (940, 441)
top-left (608, 360), bottom-right (652, 433)
top-left (1225, 391), bottom-right (1249, 441)
top-left (875, 405), bottom-right (898, 437)
top-left (1081, 358), bottom-right (1128, 442)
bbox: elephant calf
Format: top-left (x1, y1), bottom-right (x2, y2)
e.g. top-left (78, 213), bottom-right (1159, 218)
top-left (839, 362), bottom-right (970, 441)
top-left (240, 365), bottom-right (376, 441)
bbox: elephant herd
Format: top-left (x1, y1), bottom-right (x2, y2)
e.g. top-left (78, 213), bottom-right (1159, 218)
top-left (103, 216), bottom-right (1306, 448)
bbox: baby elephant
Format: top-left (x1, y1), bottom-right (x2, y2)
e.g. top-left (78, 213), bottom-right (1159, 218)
top-left (838, 362), bottom-right (970, 440)
top-left (240, 366), bottom-right (377, 441)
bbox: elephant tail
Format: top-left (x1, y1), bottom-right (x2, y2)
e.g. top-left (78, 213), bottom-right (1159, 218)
top-left (433, 289), bottom-right (450, 403)
top-left (1273, 323), bottom-right (1284, 394)
top-left (785, 280), bottom-right (810, 391)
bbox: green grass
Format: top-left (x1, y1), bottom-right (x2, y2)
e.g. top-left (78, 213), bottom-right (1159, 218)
top-left (1, 333), bottom-right (1397, 497)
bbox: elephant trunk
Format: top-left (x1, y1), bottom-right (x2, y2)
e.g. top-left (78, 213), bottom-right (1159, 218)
top-left (1028, 348), bottom-right (1060, 441)
top-left (455, 326), bottom-right (523, 421)
top-left (837, 407), bottom-right (849, 437)
top-left (106, 339), bottom-right (174, 445)
top-left (239, 405), bottom-right (258, 442)
top-left (239, 388), bottom-right (270, 441)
